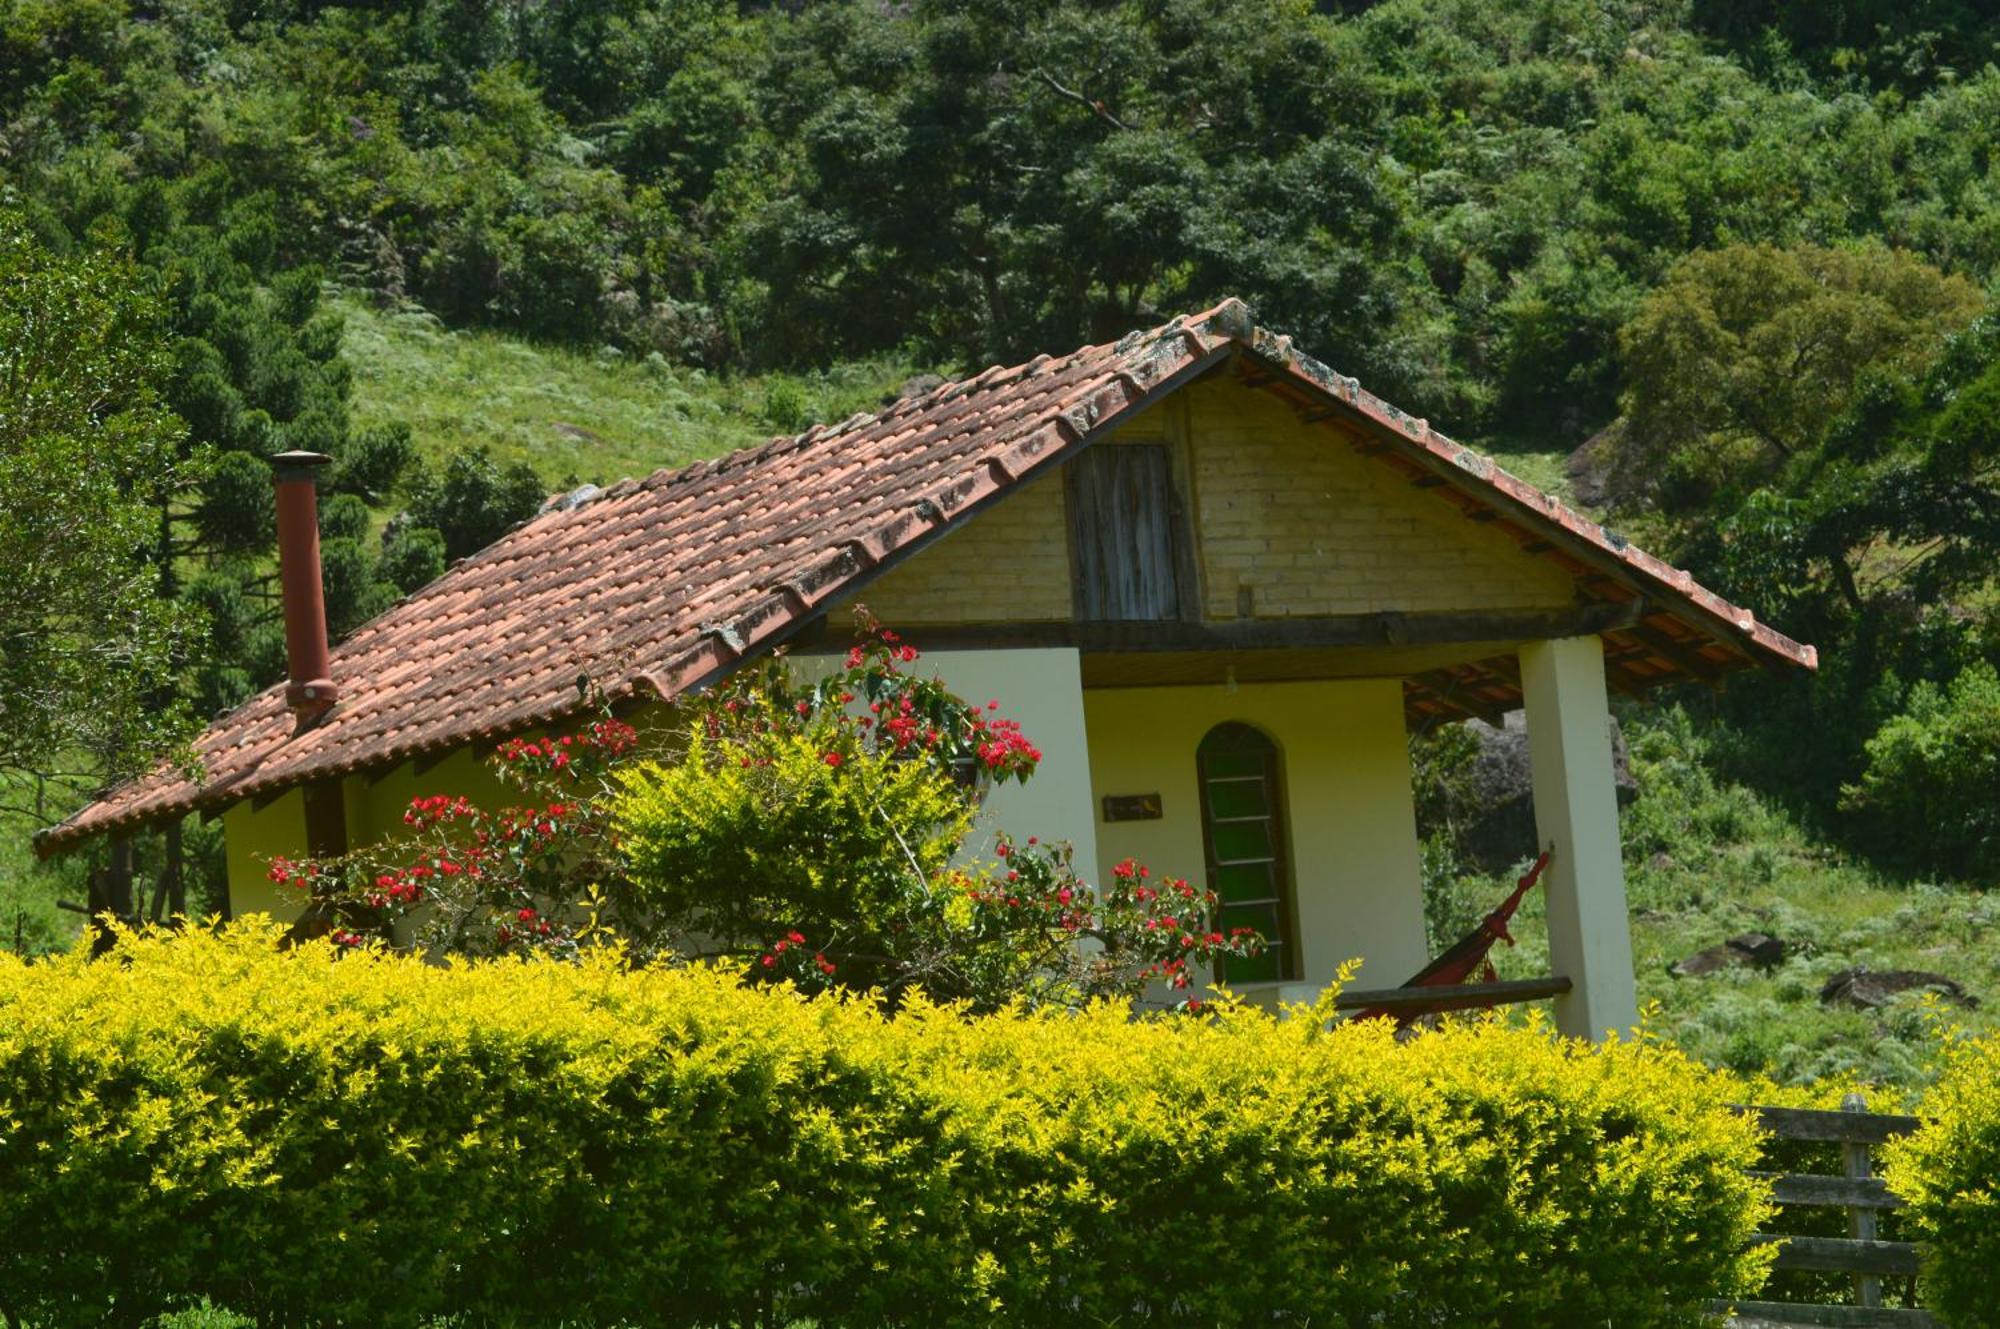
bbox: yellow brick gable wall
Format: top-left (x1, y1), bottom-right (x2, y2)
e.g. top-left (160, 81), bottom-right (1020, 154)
top-left (846, 378), bottom-right (1576, 630)
top-left (853, 470), bottom-right (1074, 625)
top-left (1183, 378), bottom-right (1576, 617)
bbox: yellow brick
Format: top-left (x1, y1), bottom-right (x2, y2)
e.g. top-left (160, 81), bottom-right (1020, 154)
top-left (1182, 378), bottom-right (1574, 619)
top-left (846, 471), bottom-right (1072, 626)
top-left (840, 376), bottom-right (1576, 632)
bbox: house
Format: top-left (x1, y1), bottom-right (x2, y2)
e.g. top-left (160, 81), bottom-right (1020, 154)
top-left (40, 299), bottom-right (1816, 1038)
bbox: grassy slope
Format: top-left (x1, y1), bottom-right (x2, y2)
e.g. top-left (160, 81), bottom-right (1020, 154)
top-left (0, 816), bottom-right (85, 957)
top-left (0, 778), bottom-right (93, 958)
top-left (338, 296), bottom-right (925, 487)
top-left (1451, 707), bottom-right (1998, 1091)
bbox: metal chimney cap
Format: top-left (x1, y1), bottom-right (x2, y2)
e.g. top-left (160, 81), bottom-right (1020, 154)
top-left (269, 450), bottom-right (333, 481)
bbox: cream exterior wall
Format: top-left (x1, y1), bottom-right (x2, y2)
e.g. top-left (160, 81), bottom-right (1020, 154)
top-left (223, 790), bottom-right (310, 919)
top-left (223, 746), bottom-right (514, 919)
top-left (1081, 677), bottom-right (1430, 1001)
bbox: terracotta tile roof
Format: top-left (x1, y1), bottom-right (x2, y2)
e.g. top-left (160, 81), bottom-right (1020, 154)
top-left (39, 298), bottom-right (1815, 851)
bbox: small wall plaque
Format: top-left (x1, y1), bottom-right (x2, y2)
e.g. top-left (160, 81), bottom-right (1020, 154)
top-left (1102, 793), bottom-right (1163, 822)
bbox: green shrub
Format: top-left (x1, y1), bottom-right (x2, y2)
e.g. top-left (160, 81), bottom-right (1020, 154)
top-left (1884, 1032), bottom-right (2000, 1326)
top-left (297, 623), bottom-right (1258, 1010)
top-left (759, 376), bottom-right (811, 432)
top-left (1843, 661), bottom-right (2000, 884)
top-left (0, 923), bottom-right (1773, 1328)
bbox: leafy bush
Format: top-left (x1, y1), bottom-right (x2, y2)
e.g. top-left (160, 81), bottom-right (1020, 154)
top-left (400, 444), bottom-right (548, 561)
top-left (288, 622), bottom-right (1261, 1011)
top-left (1884, 1032), bottom-right (2000, 1326)
top-left (1843, 661), bottom-right (2000, 884)
top-left (0, 924), bottom-right (1774, 1328)
top-left (613, 625), bottom-right (1262, 1009)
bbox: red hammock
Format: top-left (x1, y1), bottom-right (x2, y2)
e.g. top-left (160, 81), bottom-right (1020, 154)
top-left (1351, 847), bottom-right (1553, 1024)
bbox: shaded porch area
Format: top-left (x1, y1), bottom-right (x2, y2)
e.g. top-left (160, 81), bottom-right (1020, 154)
top-left (930, 617), bottom-right (1642, 1039)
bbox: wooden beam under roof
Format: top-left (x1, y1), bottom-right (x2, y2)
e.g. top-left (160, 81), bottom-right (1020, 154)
top-left (866, 602), bottom-right (1645, 656)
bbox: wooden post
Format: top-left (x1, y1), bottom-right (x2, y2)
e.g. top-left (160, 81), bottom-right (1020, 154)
top-left (163, 819), bottom-right (185, 921)
top-left (1843, 1091), bottom-right (1883, 1309)
top-left (1519, 636), bottom-right (1638, 1040)
top-left (89, 836), bottom-right (135, 957)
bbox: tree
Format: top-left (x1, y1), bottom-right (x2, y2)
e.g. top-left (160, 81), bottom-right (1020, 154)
top-left (0, 216), bottom-right (198, 814)
top-left (1611, 243), bottom-right (1983, 522)
top-left (743, 0), bottom-right (1428, 394)
top-left (1843, 660), bottom-right (2000, 883)
top-left (1658, 313), bottom-right (2000, 842)
top-left (401, 447), bottom-right (548, 562)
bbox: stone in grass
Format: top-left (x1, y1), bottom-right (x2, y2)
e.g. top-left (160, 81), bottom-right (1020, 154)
top-left (1818, 966), bottom-right (1977, 1010)
top-left (1670, 933), bottom-right (1787, 978)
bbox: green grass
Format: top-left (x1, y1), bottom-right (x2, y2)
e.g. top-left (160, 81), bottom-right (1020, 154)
top-left (0, 793), bottom-right (87, 960)
top-left (339, 296), bottom-right (931, 488)
top-left (1458, 422), bottom-right (1582, 507)
top-left (1429, 705), bottom-right (1998, 1091)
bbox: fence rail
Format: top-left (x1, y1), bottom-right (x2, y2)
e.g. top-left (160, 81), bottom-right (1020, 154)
top-left (1710, 1095), bottom-right (1940, 1329)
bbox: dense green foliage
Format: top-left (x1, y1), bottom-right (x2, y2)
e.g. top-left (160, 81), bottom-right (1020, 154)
top-left (0, 217), bottom-right (196, 803)
top-left (0, 922), bottom-right (1773, 1328)
top-left (7, 0), bottom-right (2000, 410)
top-left (1845, 663), bottom-right (2000, 881)
top-left (1886, 1031), bottom-right (2000, 1325)
top-left (1611, 243), bottom-right (1984, 523)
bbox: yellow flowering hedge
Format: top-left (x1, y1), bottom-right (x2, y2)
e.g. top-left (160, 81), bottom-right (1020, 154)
top-left (0, 923), bottom-right (1771, 1328)
top-left (1884, 1035), bottom-right (2000, 1327)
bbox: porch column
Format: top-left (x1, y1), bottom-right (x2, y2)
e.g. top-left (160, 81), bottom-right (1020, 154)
top-left (1519, 635), bottom-right (1638, 1041)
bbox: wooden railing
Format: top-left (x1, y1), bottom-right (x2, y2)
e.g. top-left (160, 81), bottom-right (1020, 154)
top-left (1714, 1095), bottom-right (1940, 1329)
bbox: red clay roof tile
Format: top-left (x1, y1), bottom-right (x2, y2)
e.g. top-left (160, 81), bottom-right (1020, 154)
top-left (39, 299), bottom-right (1814, 851)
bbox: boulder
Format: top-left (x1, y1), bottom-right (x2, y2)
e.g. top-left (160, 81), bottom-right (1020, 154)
top-left (1456, 711), bottom-right (1637, 872)
top-left (892, 373), bottom-right (947, 404)
top-left (1819, 967), bottom-right (1976, 1010)
top-left (1565, 424), bottom-right (1619, 510)
top-left (1670, 932), bottom-right (1786, 978)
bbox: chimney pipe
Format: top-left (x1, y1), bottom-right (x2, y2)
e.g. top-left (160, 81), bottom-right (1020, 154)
top-left (270, 450), bottom-right (339, 725)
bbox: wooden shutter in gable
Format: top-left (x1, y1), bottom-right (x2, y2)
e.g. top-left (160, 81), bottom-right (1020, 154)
top-left (1068, 443), bottom-right (1184, 621)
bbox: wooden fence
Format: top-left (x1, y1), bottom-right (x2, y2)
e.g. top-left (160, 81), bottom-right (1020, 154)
top-left (1714, 1094), bottom-right (1939, 1329)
